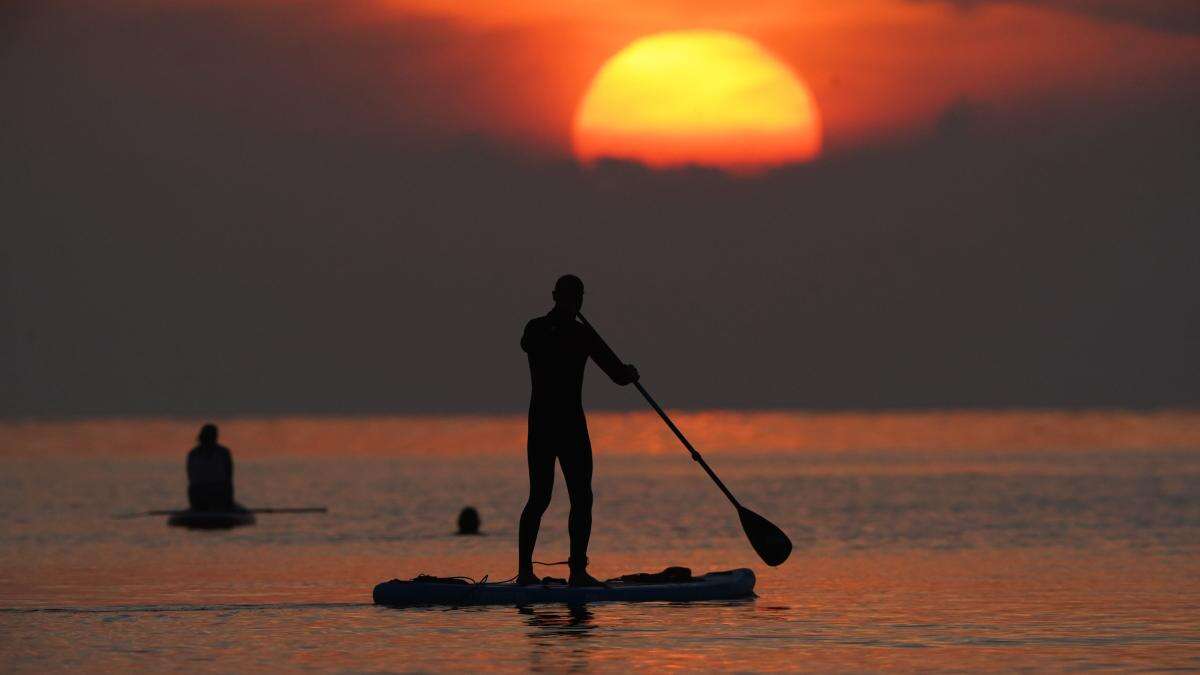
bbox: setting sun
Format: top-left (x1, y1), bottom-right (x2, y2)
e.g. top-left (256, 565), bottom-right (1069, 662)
top-left (573, 31), bottom-right (822, 172)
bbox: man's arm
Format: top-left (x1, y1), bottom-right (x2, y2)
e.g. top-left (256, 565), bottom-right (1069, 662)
top-left (520, 319), bottom-right (544, 354)
top-left (586, 323), bottom-right (639, 385)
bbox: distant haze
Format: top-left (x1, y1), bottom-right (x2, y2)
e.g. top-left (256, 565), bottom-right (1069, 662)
top-left (2, 0), bottom-right (1197, 417)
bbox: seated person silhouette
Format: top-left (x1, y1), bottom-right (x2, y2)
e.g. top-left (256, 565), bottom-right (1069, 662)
top-left (186, 424), bottom-right (240, 512)
top-left (518, 274), bottom-right (638, 587)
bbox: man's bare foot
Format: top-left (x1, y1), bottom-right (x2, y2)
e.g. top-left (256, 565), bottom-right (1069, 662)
top-left (568, 570), bottom-right (607, 588)
top-left (516, 571), bottom-right (542, 586)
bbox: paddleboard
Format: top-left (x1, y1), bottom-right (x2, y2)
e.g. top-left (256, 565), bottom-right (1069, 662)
top-left (167, 509), bottom-right (256, 530)
top-left (373, 568), bottom-right (755, 607)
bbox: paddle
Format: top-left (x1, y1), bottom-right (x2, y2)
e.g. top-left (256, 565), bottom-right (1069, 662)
top-left (577, 313), bottom-right (793, 567)
top-left (115, 507), bottom-right (327, 519)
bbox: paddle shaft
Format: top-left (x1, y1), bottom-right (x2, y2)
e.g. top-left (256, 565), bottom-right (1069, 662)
top-left (577, 313), bottom-right (742, 509)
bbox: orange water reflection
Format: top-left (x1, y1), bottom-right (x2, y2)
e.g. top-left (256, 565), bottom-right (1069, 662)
top-left (4, 409), bottom-right (1198, 458)
top-left (2, 546), bottom-right (1196, 671)
top-left (1, 412), bottom-right (1197, 670)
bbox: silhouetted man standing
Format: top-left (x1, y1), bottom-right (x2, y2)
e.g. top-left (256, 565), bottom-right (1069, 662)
top-left (187, 424), bottom-right (237, 511)
top-left (518, 275), bottom-right (638, 587)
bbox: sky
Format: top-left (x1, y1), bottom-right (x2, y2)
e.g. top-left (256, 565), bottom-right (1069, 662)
top-left (2, 0), bottom-right (1198, 417)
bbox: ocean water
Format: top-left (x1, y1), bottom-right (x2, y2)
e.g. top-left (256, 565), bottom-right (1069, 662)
top-left (1, 411), bottom-right (1198, 671)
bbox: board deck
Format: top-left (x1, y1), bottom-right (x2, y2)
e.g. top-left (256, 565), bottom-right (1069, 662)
top-left (373, 568), bottom-right (756, 607)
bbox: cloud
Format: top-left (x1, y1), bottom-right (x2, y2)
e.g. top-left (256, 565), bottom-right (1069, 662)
top-left (3, 93), bottom-right (1198, 414)
top-left (934, 97), bottom-right (988, 139)
top-left (0, 0), bottom-right (556, 148)
top-left (917, 0), bottom-right (1200, 35)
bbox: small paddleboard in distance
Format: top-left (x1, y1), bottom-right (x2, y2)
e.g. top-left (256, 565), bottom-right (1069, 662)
top-left (372, 568), bottom-right (755, 607)
top-left (167, 510), bottom-right (256, 530)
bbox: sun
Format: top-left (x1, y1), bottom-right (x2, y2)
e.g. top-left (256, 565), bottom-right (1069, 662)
top-left (573, 31), bottom-right (822, 173)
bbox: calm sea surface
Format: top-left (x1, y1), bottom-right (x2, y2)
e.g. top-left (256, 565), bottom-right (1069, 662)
top-left (1, 410), bottom-right (1198, 671)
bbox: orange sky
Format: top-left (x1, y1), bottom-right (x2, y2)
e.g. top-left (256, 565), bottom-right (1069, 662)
top-left (67, 0), bottom-right (1197, 157)
top-left (349, 0), bottom-right (1200, 155)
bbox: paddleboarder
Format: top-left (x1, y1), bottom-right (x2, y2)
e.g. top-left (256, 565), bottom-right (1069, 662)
top-left (518, 275), bottom-right (639, 587)
top-left (186, 424), bottom-right (239, 512)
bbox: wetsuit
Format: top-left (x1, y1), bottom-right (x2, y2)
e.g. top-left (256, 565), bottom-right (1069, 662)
top-left (519, 310), bottom-right (635, 570)
top-left (186, 443), bottom-right (235, 511)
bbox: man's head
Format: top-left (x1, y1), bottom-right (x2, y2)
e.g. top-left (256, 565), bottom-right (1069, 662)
top-left (552, 274), bottom-right (584, 314)
top-left (198, 424), bottom-right (218, 445)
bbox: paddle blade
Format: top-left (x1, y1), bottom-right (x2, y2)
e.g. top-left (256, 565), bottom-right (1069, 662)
top-left (737, 505), bottom-right (792, 567)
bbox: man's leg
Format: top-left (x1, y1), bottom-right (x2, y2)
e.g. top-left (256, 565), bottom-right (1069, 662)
top-left (518, 438), bottom-right (555, 584)
top-left (560, 439), bottom-right (603, 587)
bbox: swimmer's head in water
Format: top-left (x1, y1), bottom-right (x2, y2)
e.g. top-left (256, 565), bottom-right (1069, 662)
top-left (198, 424), bottom-right (219, 445)
top-left (553, 274), bottom-right (584, 314)
top-left (457, 506), bottom-right (481, 535)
